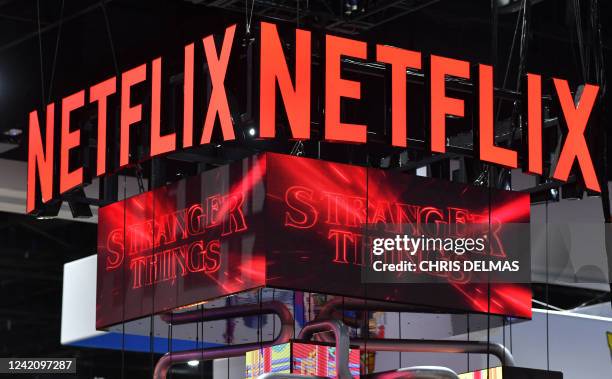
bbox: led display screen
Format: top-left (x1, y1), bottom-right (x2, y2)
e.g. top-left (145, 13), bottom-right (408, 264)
top-left (245, 342), bottom-right (360, 379)
top-left (97, 153), bottom-right (531, 328)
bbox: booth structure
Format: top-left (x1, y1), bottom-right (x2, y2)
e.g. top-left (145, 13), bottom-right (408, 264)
top-left (2, 0), bottom-right (607, 377)
top-left (58, 152), bottom-right (612, 378)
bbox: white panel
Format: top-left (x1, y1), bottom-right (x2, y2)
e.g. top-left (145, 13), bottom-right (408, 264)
top-left (213, 357), bottom-right (245, 379)
top-left (61, 254), bottom-right (104, 345)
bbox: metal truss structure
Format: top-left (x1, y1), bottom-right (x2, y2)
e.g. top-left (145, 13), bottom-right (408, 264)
top-left (188, 0), bottom-right (441, 34)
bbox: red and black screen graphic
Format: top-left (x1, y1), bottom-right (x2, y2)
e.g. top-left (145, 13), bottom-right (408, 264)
top-left (264, 154), bottom-right (531, 319)
top-left (97, 153), bottom-right (531, 328)
top-left (96, 155), bottom-right (268, 328)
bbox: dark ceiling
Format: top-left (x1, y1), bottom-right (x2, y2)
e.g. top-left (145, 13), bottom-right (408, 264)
top-left (0, 0), bottom-right (610, 378)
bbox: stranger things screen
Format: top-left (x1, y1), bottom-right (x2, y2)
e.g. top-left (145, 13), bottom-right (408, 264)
top-left (97, 153), bottom-right (531, 328)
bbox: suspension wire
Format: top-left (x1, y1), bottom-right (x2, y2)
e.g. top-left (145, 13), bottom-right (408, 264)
top-left (502, 315), bottom-right (506, 366)
top-left (36, 0), bottom-right (45, 108)
top-left (466, 313), bottom-right (470, 371)
top-left (398, 310), bottom-right (402, 368)
top-left (246, 0), bottom-right (256, 35)
top-left (363, 148), bottom-right (370, 375)
top-left (258, 287), bottom-right (263, 350)
top-left (545, 200), bottom-right (550, 370)
top-left (509, 315), bottom-right (513, 353)
top-left (121, 172), bottom-right (127, 379)
top-left (342, 295), bottom-right (345, 328)
top-left (494, 1), bottom-right (522, 123)
top-left (272, 289), bottom-right (276, 338)
top-left (590, 0), bottom-right (606, 95)
top-left (46, 0), bottom-right (65, 104)
top-left (486, 166), bottom-right (492, 374)
top-left (150, 162), bottom-right (158, 377)
top-left (201, 304), bottom-right (205, 379)
top-left (100, 0), bottom-right (119, 75)
top-left (169, 313), bottom-right (173, 379)
top-left (292, 291), bottom-right (296, 339)
top-left (487, 0), bottom-right (496, 372)
top-left (498, 0), bottom-right (529, 187)
top-left (590, 0), bottom-right (612, 305)
top-left (573, 0), bottom-right (587, 83)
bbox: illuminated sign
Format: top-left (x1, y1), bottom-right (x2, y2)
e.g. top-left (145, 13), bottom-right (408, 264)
top-left (27, 22), bottom-right (601, 213)
top-left (97, 153), bottom-right (530, 328)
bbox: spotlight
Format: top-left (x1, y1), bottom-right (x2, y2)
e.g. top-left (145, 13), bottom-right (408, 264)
top-left (530, 185), bottom-right (560, 204)
top-left (187, 360), bottom-right (199, 367)
top-left (3, 128), bottom-right (22, 137)
top-left (248, 128), bottom-right (256, 136)
top-left (0, 127), bottom-right (21, 153)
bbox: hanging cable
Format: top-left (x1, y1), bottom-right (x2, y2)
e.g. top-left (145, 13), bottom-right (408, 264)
top-left (509, 315), bottom-right (513, 353)
top-left (573, 0), bottom-right (587, 83)
top-left (545, 200), bottom-right (550, 370)
top-left (121, 172), bottom-right (127, 379)
top-left (36, 0), bottom-right (45, 108)
top-left (150, 161), bottom-right (159, 377)
top-left (46, 0), bottom-right (65, 104)
top-left (398, 311), bottom-right (402, 368)
top-left (497, 0), bottom-right (529, 187)
top-left (488, 3), bottom-right (496, 372)
top-left (466, 313), bottom-right (470, 372)
top-left (363, 145), bottom-right (371, 375)
top-left (502, 316), bottom-right (506, 366)
top-left (486, 168), bottom-right (492, 374)
top-left (200, 304), bottom-right (205, 379)
top-left (100, 0), bottom-right (119, 75)
top-left (494, 2), bottom-right (522, 123)
top-left (246, 0), bottom-right (256, 35)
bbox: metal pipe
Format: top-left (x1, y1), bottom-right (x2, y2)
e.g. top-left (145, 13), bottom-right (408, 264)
top-left (297, 320), bottom-right (353, 379)
top-left (257, 374), bottom-right (327, 379)
top-left (317, 297), bottom-right (433, 321)
top-left (153, 301), bottom-right (294, 379)
top-left (349, 338), bottom-right (515, 367)
top-left (160, 301), bottom-right (289, 325)
top-left (368, 366), bottom-right (459, 379)
top-left (316, 298), bottom-right (515, 366)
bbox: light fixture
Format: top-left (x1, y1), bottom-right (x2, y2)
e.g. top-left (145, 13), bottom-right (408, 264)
top-left (248, 128), bottom-right (256, 136)
top-left (3, 128), bottom-right (22, 137)
top-left (187, 360), bottom-right (199, 367)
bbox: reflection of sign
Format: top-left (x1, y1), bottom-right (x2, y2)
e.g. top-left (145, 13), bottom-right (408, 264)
top-left (105, 192), bottom-right (247, 289)
top-left (28, 21), bottom-right (601, 214)
top-left (96, 155), bottom-right (268, 328)
top-left (265, 153), bottom-right (532, 318)
top-left (96, 153), bottom-right (531, 328)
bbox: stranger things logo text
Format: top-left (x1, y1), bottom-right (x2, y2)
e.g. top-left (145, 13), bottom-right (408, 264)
top-left (282, 185), bottom-right (526, 284)
top-left (104, 193), bottom-right (247, 289)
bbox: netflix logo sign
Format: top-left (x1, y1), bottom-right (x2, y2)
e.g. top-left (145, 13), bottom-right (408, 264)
top-left (97, 153), bottom-right (531, 328)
